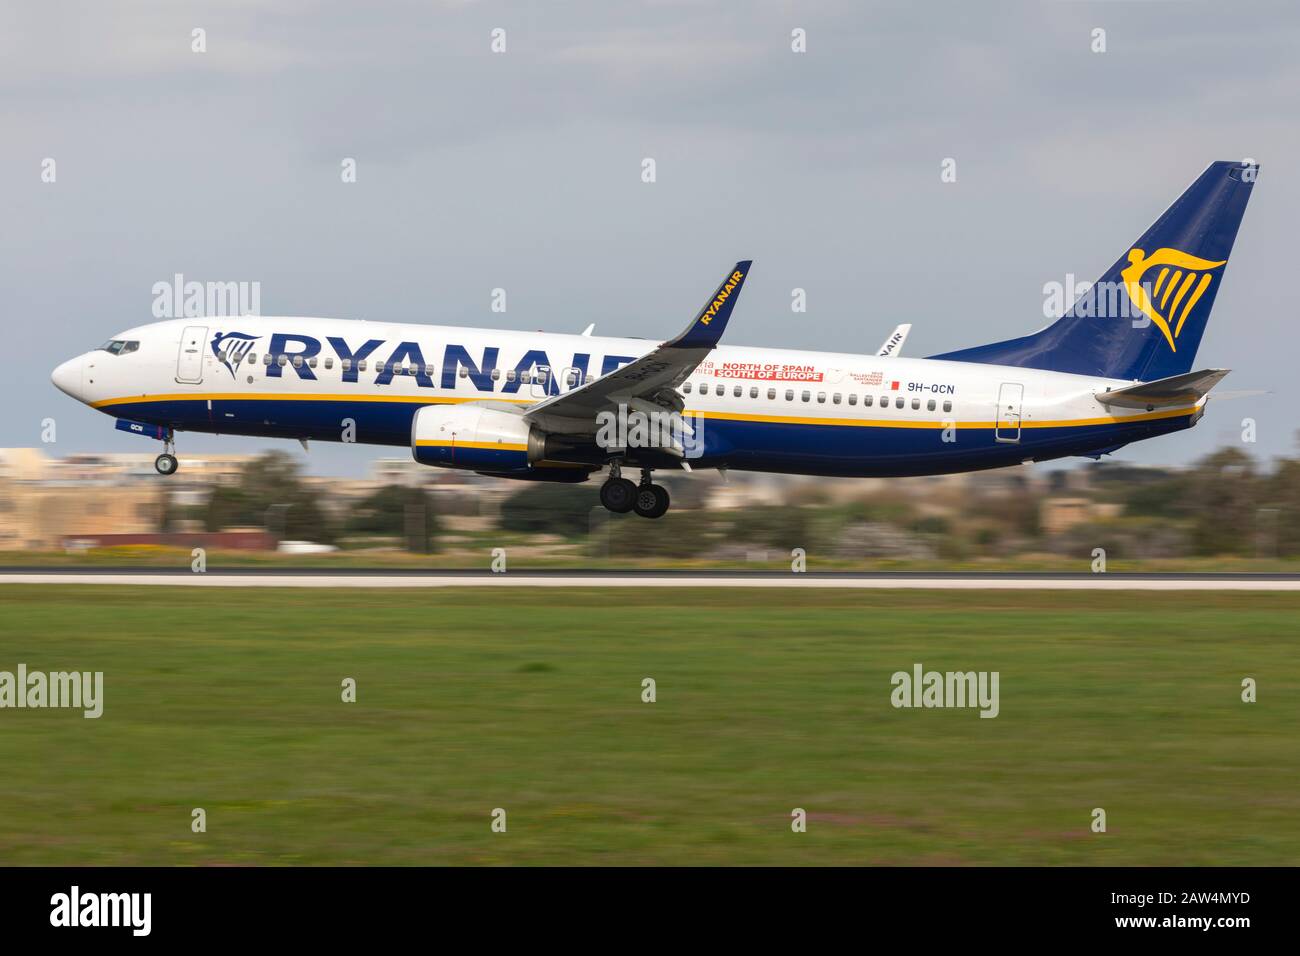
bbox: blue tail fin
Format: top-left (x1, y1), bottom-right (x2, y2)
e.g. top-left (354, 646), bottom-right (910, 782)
top-left (930, 161), bottom-right (1257, 381)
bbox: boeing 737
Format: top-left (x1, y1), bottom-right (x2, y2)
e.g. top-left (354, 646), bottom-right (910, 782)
top-left (51, 161), bottom-right (1256, 519)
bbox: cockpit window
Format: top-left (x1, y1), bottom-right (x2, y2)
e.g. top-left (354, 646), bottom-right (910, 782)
top-left (99, 339), bottom-right (139, 355)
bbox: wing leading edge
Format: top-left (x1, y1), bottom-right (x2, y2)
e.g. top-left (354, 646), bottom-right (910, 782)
top-left (524, 261), bottom-right (752, 429)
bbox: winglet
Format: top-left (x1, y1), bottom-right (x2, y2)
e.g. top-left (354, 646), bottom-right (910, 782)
top-left (877, 323), bottom-right (912, 357)
top-left (665, 260), bottom-right (752, 350)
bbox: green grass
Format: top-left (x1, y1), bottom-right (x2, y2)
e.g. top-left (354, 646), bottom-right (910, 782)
top-left (0, 587), bottom-right (1296, 865)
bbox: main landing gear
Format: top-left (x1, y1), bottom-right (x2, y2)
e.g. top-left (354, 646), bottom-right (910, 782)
top-left (600, 464), bottom-right (669, 519)
top-left (155, 431), bottom-right (179, 476)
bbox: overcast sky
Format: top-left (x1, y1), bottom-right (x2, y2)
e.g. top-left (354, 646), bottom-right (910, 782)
top-left (5, 0), bottom-right (1297, 475)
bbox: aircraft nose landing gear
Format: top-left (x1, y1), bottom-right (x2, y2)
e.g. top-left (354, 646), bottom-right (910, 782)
top-left (154, 431), bottom-right (179, 476)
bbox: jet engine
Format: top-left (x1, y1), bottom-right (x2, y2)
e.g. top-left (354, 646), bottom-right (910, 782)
top-left (411, 404), bottom-right (597, 482)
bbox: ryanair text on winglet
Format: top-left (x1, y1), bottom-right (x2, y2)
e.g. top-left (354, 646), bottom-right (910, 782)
top-left (699, 270), bottom-right (745, 326)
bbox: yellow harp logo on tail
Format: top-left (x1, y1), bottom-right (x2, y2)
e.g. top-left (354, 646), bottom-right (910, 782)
top-left (1120, 247), bottom-right (1226, 352)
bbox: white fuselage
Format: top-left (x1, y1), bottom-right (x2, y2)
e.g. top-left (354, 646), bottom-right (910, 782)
top-left (51, 316), bottom-right (1203, 478)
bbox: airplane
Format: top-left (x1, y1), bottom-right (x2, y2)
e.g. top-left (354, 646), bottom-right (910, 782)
top-left (51, 160), bottom-right (1256, 520)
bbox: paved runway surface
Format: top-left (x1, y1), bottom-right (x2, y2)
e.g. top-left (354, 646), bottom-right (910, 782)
top-left (2, 569), bottom-right (1298, 589)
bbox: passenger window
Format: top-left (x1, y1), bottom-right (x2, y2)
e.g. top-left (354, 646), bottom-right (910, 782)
top-left (895, 396), bottom-right (904, 409)
top-left (750, 387), bottom-right (758, 399)
top-left (308, 357), bottom-right (317, 368)
top-left (832, 393), bottom-right (841, 405)
top-left (324, 357), bottom-right (333, 370)
top-left (927, 399), bottom-right (936, 411)
top-left (506, 369), bottom-right (516, 382)
top-left (733, 385), bottom-right (742, 397)
top-left (491, 368), bottom-right (501, 381)
top-left (785, 389), bottom-right (794, 401)
top-left (848, 394), bottom-right (857, 406)
top-left (863, 395), bottom-right (872, 407)
top-left (520, 372), bottom-right (532, 384)
top-left (358, 359), bottom-right (368, 371)
top-left (263, 354), bottom-right (272, 365)
top-left (536, 370), bottom-right (549, 383)
top-left (911, 398), bottom-right (920, 410)
top-left (458, 367), bottom-right (468, 378)
top-left (568, 371), bottom-right (580, 387)
top-left (816, 392), bottom-right (826, 403)
top-left (683, 382), bottom-right (692, 394)
top-left (943, 400), bottom-right (952, 413)
top-left (341, 358), bottom-right (351, 371)
top-left (423, 364), bottom-right (434, 376)
top-left (880, 395), bottom-right (889, 407)
top-left (293, 356), bottom-right (303, 368)
top-left (767, 388), bottom-right (776, 400)
top-left (801, 390), bottom-right (811, 402)
top-left (277, 355), bottom-right (287, 367)
top-left (715, 384), bottom-right (724, 396)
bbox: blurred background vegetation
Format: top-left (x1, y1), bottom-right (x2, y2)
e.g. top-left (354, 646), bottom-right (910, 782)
top-left (134, 440), bottom-right (1300, 567)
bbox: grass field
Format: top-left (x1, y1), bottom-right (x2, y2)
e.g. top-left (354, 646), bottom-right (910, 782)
top-left (0, 586), bottom-right (1296, 865)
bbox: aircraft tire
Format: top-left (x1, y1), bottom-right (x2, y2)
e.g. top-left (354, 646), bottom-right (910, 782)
top-left (600, 477), bottom-right (636, 513)
top-left (633, 483), bottom-right (670, 519)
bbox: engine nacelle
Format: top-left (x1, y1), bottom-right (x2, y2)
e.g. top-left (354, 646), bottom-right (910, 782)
top-left (412, 404), bottom-right (535, 471)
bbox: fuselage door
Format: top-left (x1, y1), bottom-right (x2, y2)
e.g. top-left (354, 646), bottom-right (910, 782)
top-left (176, 325), bottom-right (208, 384)
top-left (995, 382), bottom-right (1024, 443)
top-left (531, 365), bottom-right (551, 399)
top-left (560, 366), bottom-right (583, 393)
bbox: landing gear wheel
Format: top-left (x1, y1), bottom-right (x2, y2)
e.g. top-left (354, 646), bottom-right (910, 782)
top-left (155, 453), bottom-right (178, 476)
top-left (599, 477), bottom-right (636, 513)
top-left (633, 483), bottom-right (670, 519)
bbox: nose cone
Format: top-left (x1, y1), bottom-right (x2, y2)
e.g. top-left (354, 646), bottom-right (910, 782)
top-left (51, 356), bottom-right (83, 399)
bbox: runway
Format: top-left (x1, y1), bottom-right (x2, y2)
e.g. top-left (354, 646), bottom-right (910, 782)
top-left (2, 569), bottom-right (1299, 589)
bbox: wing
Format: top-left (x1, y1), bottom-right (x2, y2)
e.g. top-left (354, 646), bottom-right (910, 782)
top-left (524, 261), bottom-right (752, 432)
top-left (1095, 368), bottom-right (1230, 409)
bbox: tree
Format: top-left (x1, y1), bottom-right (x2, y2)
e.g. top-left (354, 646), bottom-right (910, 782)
top-left (498, 482), bottom-right (596, 537)
top-left (1181, 447), bottom-right (1260, 556)
top-left (205, 451), bottom-right (338, 544)
top-left (346, 485), bottom-right (440, 552)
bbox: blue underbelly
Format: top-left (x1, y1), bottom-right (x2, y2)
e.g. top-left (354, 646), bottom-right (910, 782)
top-left (103, 397), bottom-right (1193, 478)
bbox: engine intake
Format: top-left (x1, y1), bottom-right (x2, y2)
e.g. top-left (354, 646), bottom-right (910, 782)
top-left (412, 404), bottom-right (534, 471)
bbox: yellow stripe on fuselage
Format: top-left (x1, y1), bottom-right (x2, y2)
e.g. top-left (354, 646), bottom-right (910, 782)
top-left (91, 392), bottom-right (532, 410)
top-left (687, 405), bottom-right (1196, 429)
top-left (414, 440), bottom-right (528, 451)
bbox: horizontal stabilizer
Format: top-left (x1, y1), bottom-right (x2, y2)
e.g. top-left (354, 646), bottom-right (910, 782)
top-left (1095, 368), bottom-right (1229, 409)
